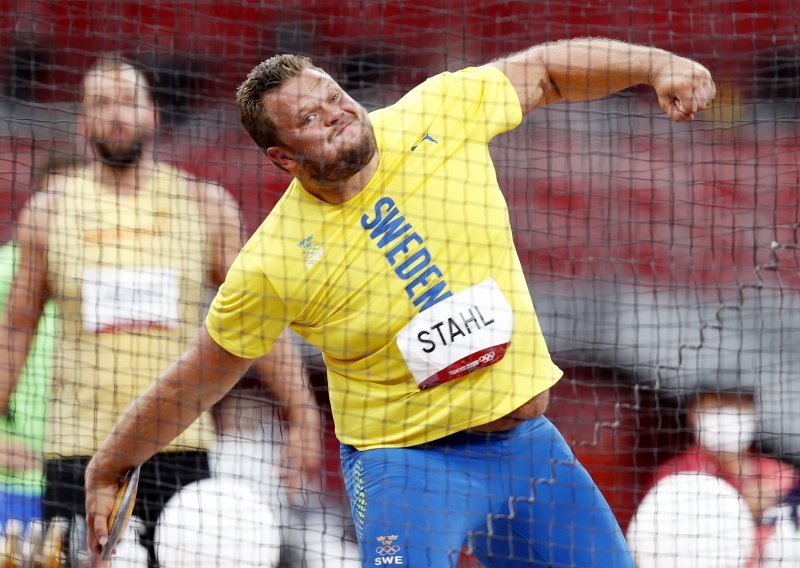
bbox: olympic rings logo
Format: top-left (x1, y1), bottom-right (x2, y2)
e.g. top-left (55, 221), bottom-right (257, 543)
top-left (376, 545), bottom-right (401, 555)
top-left (478, 351), bottom-right (495, 364)
top-left (375, 535), bottom-right (400, 556)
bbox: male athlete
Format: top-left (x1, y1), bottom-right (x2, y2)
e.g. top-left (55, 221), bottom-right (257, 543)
top-left (86, 38), bottom-right (715, 566)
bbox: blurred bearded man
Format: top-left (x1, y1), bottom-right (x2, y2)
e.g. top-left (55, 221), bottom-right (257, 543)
top-left (0, 54), bottom-right (319, 567)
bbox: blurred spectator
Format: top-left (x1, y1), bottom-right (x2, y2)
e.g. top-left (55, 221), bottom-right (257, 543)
top-left (0, 54), bottom-right (316, 567)
top-left (628, 389), bottom-right (796, 567)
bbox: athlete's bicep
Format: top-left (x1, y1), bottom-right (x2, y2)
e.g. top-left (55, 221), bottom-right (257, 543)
top-left (488, 50), bottom-right (562, 115)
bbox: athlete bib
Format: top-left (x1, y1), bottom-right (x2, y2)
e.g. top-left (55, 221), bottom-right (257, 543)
top-left (396, 279), bottom-right (513, 389)
top-left (82, 266), bottom-right (180, 333)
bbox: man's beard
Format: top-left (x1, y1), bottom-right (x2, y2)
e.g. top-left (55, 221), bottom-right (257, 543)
top-left (92, 139), bottom-right (144, 168)
top-left (297, 125), bottom-right (377, 184)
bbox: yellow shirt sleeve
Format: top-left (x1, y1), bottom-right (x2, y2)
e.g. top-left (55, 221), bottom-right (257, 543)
top-left (379, 65), bottom-right (523, 144)
top-left (205, 229), bottom-right (297, 359)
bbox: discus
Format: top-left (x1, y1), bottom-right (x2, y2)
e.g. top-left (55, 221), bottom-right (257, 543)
top-left (101, 465), bottom-right (141, 561)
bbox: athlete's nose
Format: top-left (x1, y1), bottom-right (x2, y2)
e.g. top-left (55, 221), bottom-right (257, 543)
top-left (326, 107), bottom-right (344, 126)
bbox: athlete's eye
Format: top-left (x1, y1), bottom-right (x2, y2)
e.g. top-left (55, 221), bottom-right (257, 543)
top-left (303, 114), bottom-right (316, 125)
top-left (331, 92), bottom-right (340, 103)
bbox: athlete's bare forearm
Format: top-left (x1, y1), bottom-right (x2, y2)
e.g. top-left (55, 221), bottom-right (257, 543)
top-left (491, 38), bottom-right (715, 120)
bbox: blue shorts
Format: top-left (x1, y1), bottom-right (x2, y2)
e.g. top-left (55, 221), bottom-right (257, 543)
top-left (341, 416), bottom-right (633, 567)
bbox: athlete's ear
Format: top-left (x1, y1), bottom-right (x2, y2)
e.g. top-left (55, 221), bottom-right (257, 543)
top-left (266, 146), bottom-right (295, 172)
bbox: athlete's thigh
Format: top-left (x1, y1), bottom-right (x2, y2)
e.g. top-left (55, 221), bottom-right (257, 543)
top-left (341, 443), bottom-right (492, 567)
top-left (471, 418), bottom-right (634, 568)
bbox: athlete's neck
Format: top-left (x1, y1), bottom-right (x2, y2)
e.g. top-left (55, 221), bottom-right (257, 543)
top-left (299, 151), bottom-right (380, 205)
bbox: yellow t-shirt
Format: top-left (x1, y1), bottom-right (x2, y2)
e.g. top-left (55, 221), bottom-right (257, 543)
top-left (207, 65), bottom-right (563, 450)
top-left (46, 163), bottom-right (215, 457)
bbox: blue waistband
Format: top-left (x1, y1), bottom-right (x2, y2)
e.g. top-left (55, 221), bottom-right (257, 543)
top-left (341, 415), bottom-right (549, 455)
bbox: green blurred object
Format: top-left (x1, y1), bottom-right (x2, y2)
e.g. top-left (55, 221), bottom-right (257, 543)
top-left (0, 242), bottom-right (57, 495)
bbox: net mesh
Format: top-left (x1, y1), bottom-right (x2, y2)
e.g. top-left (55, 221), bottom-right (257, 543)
top-left (0, 1), bottom-right (799, 566)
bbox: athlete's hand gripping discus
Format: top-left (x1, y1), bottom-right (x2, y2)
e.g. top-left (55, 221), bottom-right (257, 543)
top-left (101, 465), bottom-right (141, 561)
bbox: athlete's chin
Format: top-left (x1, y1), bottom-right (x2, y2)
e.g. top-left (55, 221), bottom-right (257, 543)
top-left (327, 145), bottom-right (376, 181)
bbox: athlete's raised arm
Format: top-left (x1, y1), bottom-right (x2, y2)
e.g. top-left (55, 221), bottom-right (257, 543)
top-left (489, 37), bottom-right (715, 122)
